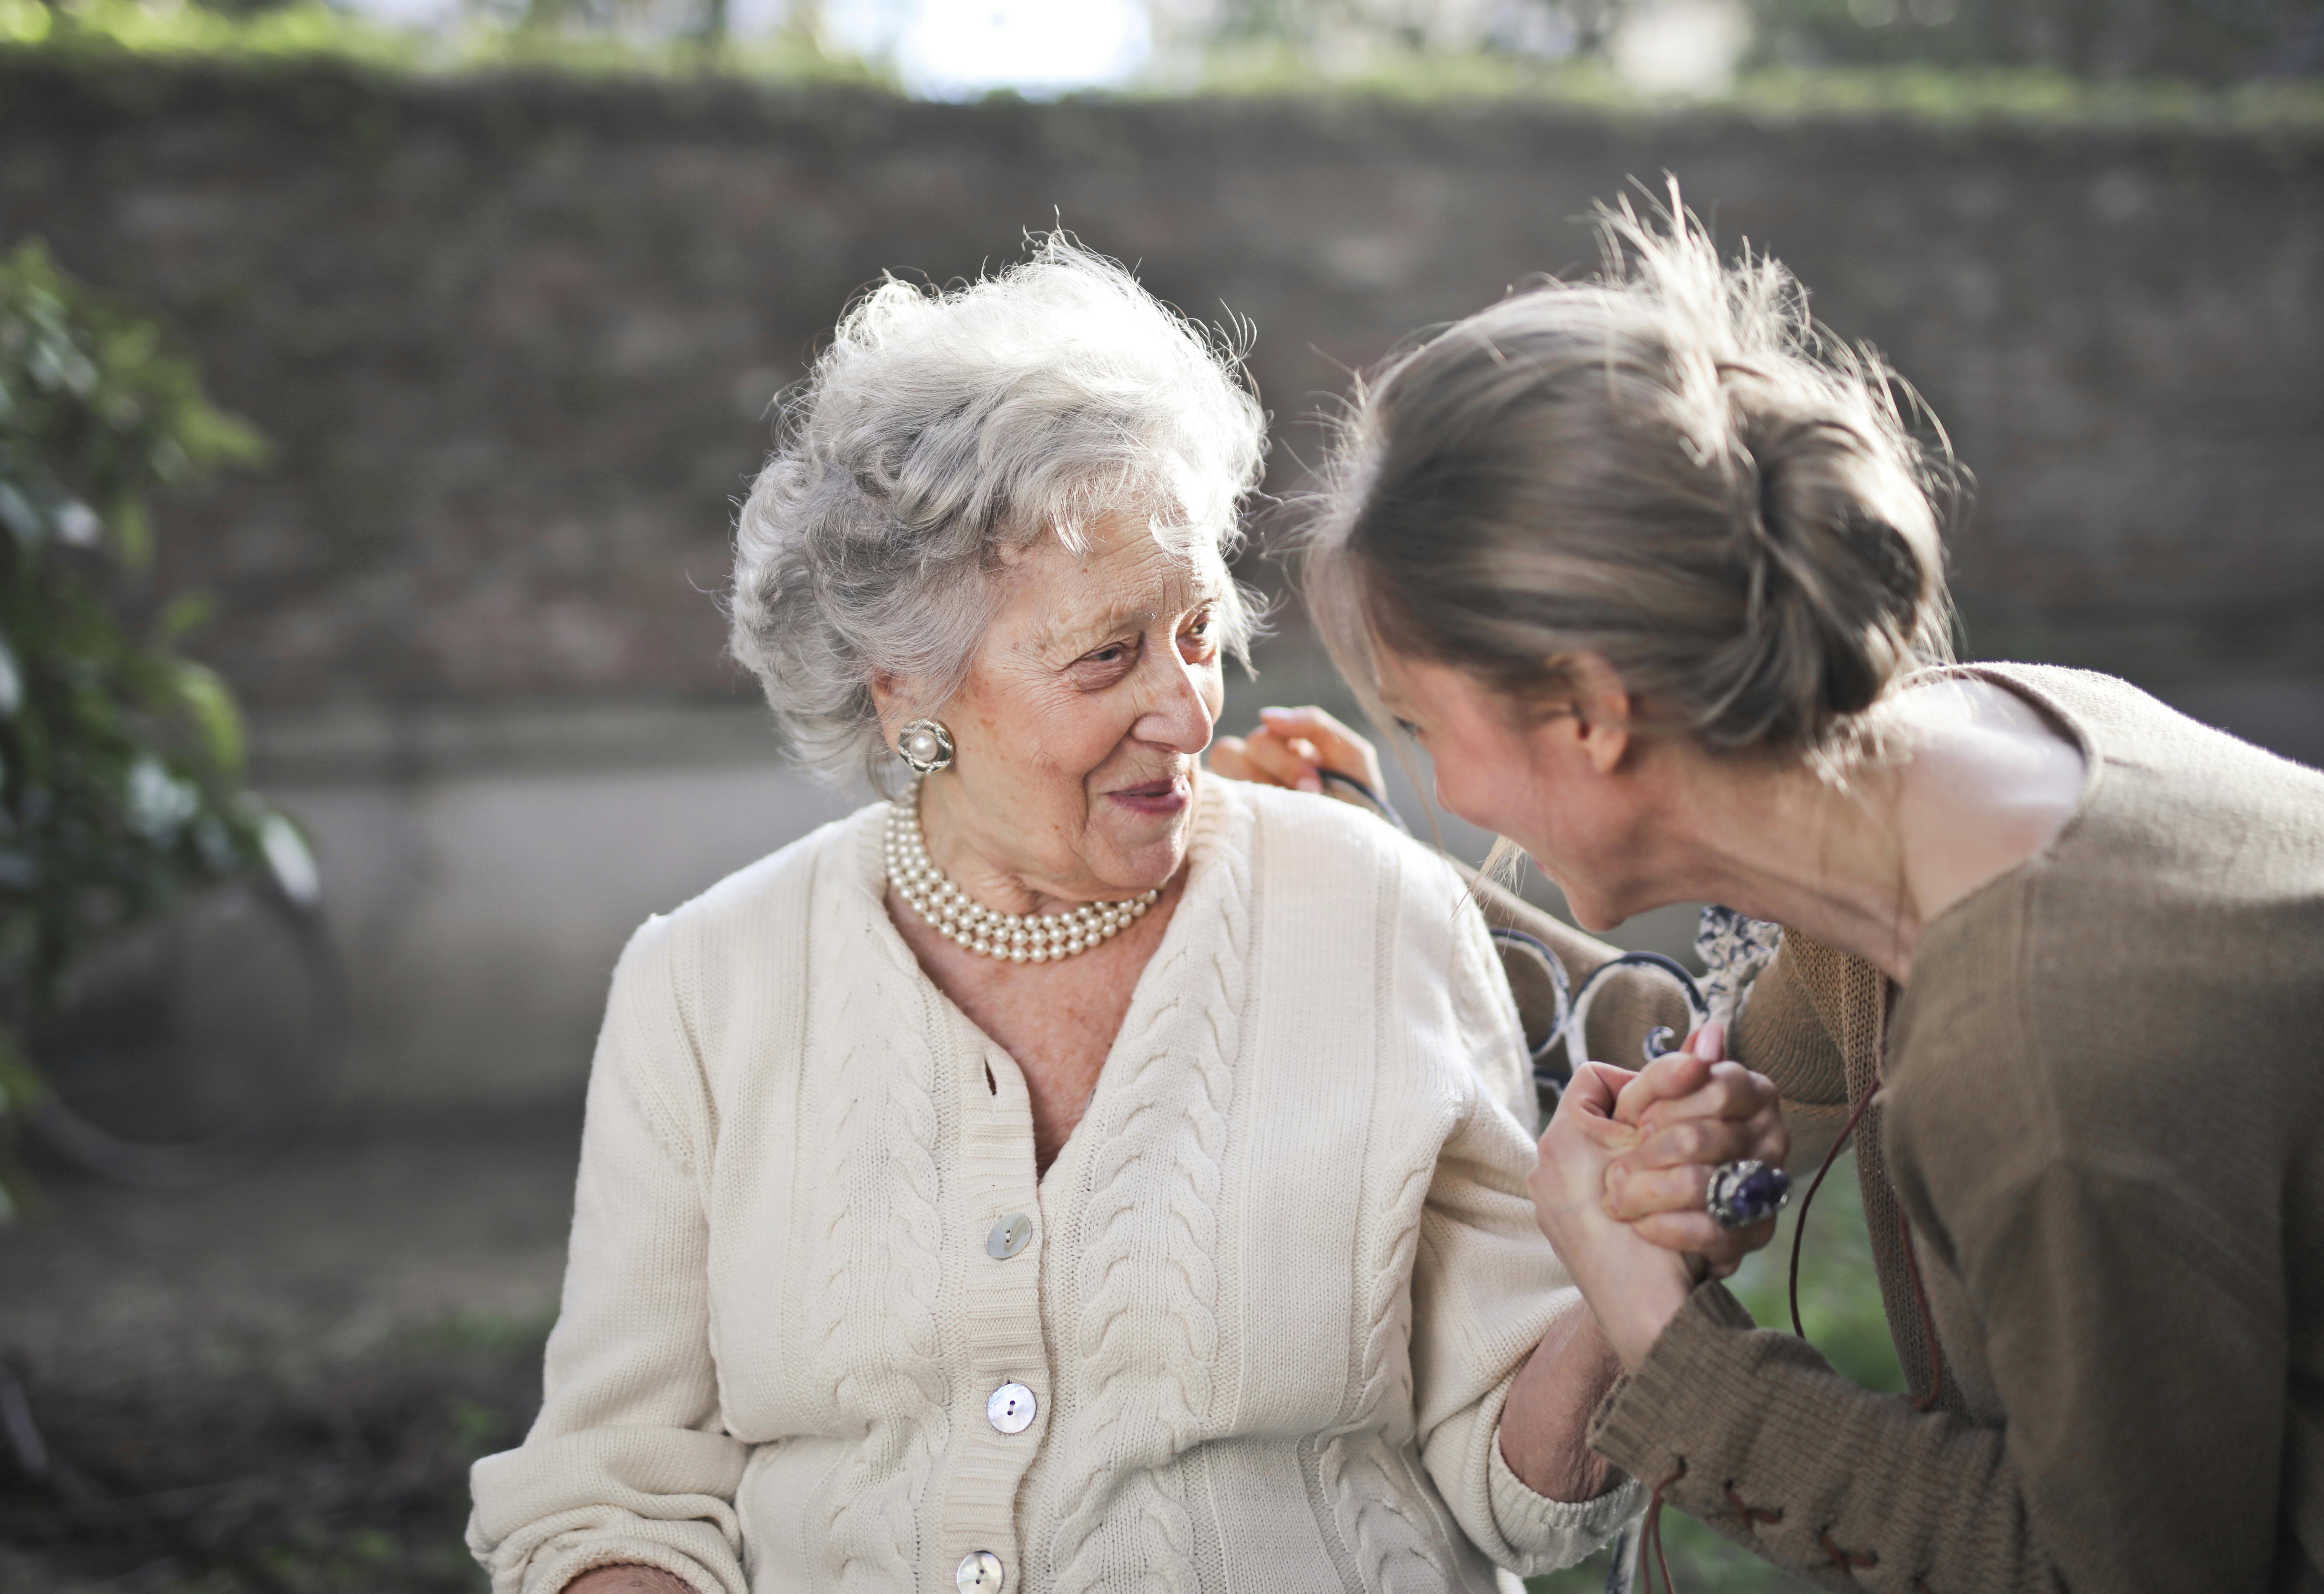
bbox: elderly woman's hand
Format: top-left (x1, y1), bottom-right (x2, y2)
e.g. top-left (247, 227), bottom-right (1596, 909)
top-left (562, 1566), bottom-right (695, 1594)
top-left (1526, 1061), bottom-right (1699, 1371)
top-left (1211, 705), bottom-right (1384, 802)
top-left (1600, 1021), bottom-right (1789, 1278)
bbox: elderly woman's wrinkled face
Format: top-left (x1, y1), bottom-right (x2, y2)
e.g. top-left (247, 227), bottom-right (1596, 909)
top-left (910, 513), bottom-right (1226, 904)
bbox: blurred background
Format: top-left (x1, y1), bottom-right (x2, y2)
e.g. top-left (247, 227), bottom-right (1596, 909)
top-left (0, 0), bottom-right (2318, 1588)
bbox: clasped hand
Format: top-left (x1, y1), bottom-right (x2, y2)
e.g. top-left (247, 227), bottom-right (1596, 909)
top-left (1527, 1022), bottom-right (1788, 1371)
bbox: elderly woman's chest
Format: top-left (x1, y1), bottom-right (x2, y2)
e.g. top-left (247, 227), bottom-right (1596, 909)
top-left (691, 967), bottom-right (1463, 1444)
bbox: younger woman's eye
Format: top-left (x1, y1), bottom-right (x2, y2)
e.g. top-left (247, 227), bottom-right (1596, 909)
top-left (1395, 718), bottom-right (1423, 739)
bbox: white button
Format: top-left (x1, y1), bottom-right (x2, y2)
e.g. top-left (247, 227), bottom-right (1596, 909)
top-left (986, 1382), bottom-right (1037, 1434)
top-left (956, 1551), bottom-right (1005, 1594)
top-left (986, 1212), bottom-right (1033, 1260)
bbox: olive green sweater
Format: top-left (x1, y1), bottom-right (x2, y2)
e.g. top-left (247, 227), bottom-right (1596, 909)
top-left (1585, 664), bottom-right (2324, 1591)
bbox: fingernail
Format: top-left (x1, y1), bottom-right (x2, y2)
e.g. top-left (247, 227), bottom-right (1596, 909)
top-left (1298, 773), bottom-right (1322, 793)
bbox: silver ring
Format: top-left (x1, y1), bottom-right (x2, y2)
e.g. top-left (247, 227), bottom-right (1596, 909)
top-left (1705, 1159), bottom-right (1791, 1232)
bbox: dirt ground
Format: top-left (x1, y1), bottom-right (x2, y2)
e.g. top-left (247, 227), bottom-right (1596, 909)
top-left (0, 1101), bottom-right (583, 1593)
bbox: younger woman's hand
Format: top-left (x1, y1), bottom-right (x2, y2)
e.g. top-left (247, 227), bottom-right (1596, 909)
top-left (1210, 705), bottom-right (1384, 801)
top-left (1601, 1021), bottom-right (1789, 1276)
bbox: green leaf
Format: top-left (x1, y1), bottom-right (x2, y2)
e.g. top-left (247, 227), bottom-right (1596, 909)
top-left (0, 1026), bottom-right (48, 1119)
top-left (155, 590), bottom-right (219, 645)
top-left (107, 496), bottom-right (151, 571)
top-left (172, 659), bottom-right (247, 779)
top-left (0, 630), bottom-right (20, 717)
top-left (0, 480), bottom-right (42, 545)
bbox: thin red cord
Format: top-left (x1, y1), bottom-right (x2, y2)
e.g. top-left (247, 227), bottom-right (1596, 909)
top-left (1788, 1089), bottom-right (1878, 1339)
top-left (1784, 1086), bottom-right (1948, 1411)
top-left (1896, 1205), bottom-right (1944, 1413)
top-left (1639, 1460), bottom-right (1687, 1593)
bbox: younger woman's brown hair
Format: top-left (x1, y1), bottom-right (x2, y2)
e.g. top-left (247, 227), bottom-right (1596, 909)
top-left (1305, 186), bottom-right (1959, 764)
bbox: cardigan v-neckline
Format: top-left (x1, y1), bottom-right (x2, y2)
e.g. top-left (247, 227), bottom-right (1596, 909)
top-left (849, 780), bottom-right (1242, 1189)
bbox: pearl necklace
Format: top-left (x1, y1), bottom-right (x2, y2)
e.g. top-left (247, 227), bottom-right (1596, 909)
top-left (883, 782), bottom-right (1158, 963)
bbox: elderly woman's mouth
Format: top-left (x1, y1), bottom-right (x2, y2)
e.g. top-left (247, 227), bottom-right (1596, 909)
top-left (1106, 777), bottom-right (1191, 816)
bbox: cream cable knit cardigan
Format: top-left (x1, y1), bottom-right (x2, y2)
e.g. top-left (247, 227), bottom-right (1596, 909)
top-left (467, 778), bottom-right (1639, 1594)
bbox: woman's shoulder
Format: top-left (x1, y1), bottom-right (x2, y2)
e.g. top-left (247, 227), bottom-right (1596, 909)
top-left (1220, 778), bottom-right (1502, 999)
top-left (1224, 776), bottom-right (1471, 909)
top-left (624, 799), bottom-right (885, 974)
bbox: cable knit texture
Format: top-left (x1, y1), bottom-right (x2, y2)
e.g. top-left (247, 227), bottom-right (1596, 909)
top-left (467, 778), bottom-right (1637, 1594)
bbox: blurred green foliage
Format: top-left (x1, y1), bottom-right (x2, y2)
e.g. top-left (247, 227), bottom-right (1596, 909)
top-left (1528, 1156), bottom-right (1899, 1593)
top-left (2, 0), bottom-right (2317, 123)
top-left (0, 0), bottom-right (884, 78)
top-left (1175, 0), bottom-right (2319, 85)
top-left (1747, 0), bottom-right (2322, 83)
top-left (0, 239), bottom-right (286, 1216)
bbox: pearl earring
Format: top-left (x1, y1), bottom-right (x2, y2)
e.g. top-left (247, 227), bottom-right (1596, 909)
top-left (896, 718), bottom-right (955, 775)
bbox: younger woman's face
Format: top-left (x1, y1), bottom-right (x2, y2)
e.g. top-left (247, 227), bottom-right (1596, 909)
top-left (1372, 646), bottom-right (1658, 933)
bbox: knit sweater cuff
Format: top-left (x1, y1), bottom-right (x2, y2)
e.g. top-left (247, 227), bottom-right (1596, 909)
top-left (1586, 1280), bottom-right (1759, 1484)
top-left (524, 1537), bottom-right (728, 1594)
top-left (1486, 1427), bottom-right (1644, 1569)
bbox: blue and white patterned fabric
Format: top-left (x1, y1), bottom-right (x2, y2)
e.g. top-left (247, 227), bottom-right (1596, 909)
top-left (1695, 906), bottom-right (1785, 1028)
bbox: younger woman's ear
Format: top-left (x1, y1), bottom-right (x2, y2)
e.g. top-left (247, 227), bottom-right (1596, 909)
top-left (1559, 652), bottom-right (1633, 776)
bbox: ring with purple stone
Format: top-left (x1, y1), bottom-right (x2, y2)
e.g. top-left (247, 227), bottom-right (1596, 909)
top-left (1706, 1159), bottom-right (1792, 1232)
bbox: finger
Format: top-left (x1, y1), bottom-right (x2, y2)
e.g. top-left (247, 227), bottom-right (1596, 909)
top-left (1633, 1062), bottom-right (1772, 1128)
top-left (1602, 1161), bottom-right (1714, 1223)
top-left (1556, 1060), bottom-right (1636, 1121)
top-left (1617, 1112), bottom-right (1778, 1174)
top-left (1283, 737), bottom-right (1327, 793)
top-left (1613, 1049), bottom-right (1716, 1126)
top-left (1237, 729), bottom-right (1324, 791)
top-left (1258, 706), bottom-right (1385, 788)
top-left (1693, 1020), bottom-right (1728, 1062)
top-left (1631, 1211), bottom-right (1778, 1264)
top-left (1208, 737), bottom-right (1259, 782)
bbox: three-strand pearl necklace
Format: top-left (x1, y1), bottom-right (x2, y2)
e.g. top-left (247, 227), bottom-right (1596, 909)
top-left (884, 781), bottom-right (1158, 963)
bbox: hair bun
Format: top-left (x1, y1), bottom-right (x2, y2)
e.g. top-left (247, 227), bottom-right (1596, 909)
top-left (1713, 399), bottom-right (1948, 750)
top-left (1306, 187), bottom-right (1957, 764)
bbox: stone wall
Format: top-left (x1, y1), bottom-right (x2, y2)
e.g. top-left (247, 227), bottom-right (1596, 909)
top-left (6, 55), bottom-right (2317, 1100)
top-left (6, 55), bottom-right (2321, 713)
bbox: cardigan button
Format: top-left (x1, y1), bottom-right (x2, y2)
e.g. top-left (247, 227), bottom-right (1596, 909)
top-left (986, 1212), bottom-right (1033, 1260)
top-left (986, 1382), bottom-right (1037, 1434)
top-left (956, 1551), bottom-right (1005, 1594)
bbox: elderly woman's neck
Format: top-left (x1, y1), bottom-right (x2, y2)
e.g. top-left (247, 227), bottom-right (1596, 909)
top-left (916, 778), bottom-right (1180, 916)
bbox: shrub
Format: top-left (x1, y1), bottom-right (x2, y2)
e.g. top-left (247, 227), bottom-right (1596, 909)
top-left (0, 238), bottom-right (299, 1216)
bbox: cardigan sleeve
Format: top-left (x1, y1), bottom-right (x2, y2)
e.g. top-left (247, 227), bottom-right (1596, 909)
top-left (467, 919), bottom-right (750, 1594)
top-left (1409, 905), bottom-right (1643, 1575)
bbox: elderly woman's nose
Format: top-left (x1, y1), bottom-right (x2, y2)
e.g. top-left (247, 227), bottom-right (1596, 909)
top-left (1132, 651), bottom-right (1217, 752)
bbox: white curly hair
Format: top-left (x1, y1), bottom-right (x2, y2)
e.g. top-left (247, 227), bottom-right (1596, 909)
top-left (729, 236), bottom-right (1269, 790)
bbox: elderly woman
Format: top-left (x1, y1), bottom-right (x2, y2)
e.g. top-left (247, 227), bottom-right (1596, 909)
top-left (465, 241), bottom-right (1781, 1594)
